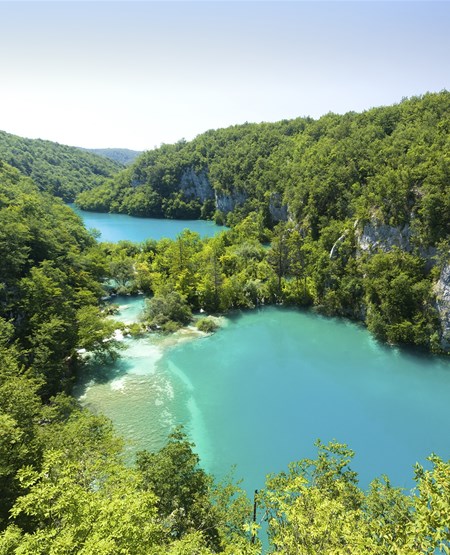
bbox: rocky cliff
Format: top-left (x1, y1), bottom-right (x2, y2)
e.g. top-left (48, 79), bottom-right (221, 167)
top-left (435, 264), bottom-right (450, 350)
top-left (214, 190), bottom-right (248, 213)
top-left (268, 193), bottom-right (288, 222)
top-left (357, 222), bottom-right (412, 253)
top-left (179, 167), bottom-right (215, 202)
top-left (178, 168), bottom-right (251, 215)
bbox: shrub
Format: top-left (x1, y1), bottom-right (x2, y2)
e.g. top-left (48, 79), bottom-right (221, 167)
top-left (196, 317), bottom-right (219, 333)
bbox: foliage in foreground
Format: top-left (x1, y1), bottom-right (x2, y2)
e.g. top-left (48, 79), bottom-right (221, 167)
top-left (1, 417), bottom-right (449, 554)
top-left (261, 441), bottom-right (450, 554)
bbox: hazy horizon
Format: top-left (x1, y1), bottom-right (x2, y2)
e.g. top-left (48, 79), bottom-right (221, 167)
top-left (1, 1), bottom-right (448, 151)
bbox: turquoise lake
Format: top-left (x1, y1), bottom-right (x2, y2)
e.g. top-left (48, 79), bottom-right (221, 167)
top-left (69, 204), bottom-right (224, 242)
top-left (77, 296), bottom-right (450, 494)
top-left (72, 208), bottom-right (450, 495)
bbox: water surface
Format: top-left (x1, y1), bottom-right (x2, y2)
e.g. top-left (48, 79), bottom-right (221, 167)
top-left (69, 204), bottom-right (224, 242)
top-left (77, 299), bottom-right (450, 493)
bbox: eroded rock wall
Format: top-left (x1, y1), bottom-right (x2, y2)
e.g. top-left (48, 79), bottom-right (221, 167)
top-left (268, 193), bottom-right (288, 222)
top-left (356, 219), bottom-right (449, 352)
top-left (357, 222), bottom-right (412, 253)
top-left (435, 263), bottom-right (450, 350)
top-left (179, 167), bottom-right (215, 202)
top-left (214, 190), bottom-right (248, 213)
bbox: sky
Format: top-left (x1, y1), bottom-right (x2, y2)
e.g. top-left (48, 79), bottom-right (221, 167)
top-left (0, 1), bottom-right (448, 151)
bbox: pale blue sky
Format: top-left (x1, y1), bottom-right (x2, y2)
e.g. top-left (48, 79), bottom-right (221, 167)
top-left (0, 2), bottom-right (448, 150)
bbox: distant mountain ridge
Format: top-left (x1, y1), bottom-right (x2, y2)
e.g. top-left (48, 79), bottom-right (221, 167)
top-left (0, 130), bottom-right (123, 201)
top-left (80, 147), bottom-right (142, 166)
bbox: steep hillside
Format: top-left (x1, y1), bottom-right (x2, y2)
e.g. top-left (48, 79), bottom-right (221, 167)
top-left (0, 130), bottom-right (123, 201)
top-left (75, 118), bottom-right (308, 219)
top-left (76, 92), bottom-right (449, 249)
top-left (0, 161), bottom-right (121, 396)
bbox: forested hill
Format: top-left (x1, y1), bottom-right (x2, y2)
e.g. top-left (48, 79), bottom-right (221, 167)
top-left (81, 147), bottom-right (142, 165)
top-left (76, 91), bottom-right (449, 248)
top-left (0, 130), bottom-right (123, 201)
top-left (76, 117), bottom-right (308, 219)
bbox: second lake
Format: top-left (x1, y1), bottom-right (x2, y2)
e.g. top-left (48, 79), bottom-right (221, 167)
top-left (69, 204), bottom-right (225, 242)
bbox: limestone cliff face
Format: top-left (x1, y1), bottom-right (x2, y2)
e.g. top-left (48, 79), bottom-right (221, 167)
top-left (435, 264), bottom-right (450, 350)
top-left (178, 168), bottom-right (250, 214)
top-left (178, 168), bottom-right (290, 220)
top-left (179, 167), bottom-right (215, 202)
top-left (214, 190), bottom-right (248, 213)
top-left (357, 222), bottom-right (412, 253)
top-left (357, 220), bottom-right (437, 267)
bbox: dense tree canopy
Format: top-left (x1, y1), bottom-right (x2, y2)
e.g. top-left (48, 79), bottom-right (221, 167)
top-left (75, 92), bottom-right (449, 351)
top-left (81, 147), bottom-right (142, 166)
top-left (0, 163), bottom-right (121, 398)
top-left (96, 216), bottom-right (441, 351)
top-left (0, 130), bottom-right (123, 201)
top-left (260, 441), bottom-right (450, 554)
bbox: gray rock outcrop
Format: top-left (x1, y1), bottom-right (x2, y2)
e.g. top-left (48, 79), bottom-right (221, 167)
top-left (357, 222), bottom-right (412, 253)
top-left (179, 167), bottom-right (214, 202)
top-left (356, 219), bottom-right (449, 351)
top-left (435, 263), bottom-right (450, 350)
top-left (268, 193), bottom-right (288, 222)
top-left (215, 190), bottom-right (248, 213)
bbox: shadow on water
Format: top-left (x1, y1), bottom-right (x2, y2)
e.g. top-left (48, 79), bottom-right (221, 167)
top-left (223, 303), bottom-right (310, 324)
top-left (344, 320), bottom-right (450, 371)
top-left (74, 349), bottom-right (134, 395)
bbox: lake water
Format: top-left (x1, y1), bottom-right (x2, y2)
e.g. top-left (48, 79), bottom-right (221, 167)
top-left (69, 204), bottom-right (224, 242)
top-left (77, 296), bottom-right (450, 494)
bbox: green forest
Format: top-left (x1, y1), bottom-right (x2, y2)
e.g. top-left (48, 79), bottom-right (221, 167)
top-left (81, 147), bottom-right (142, 166)
top-left (0, 130), bottom-right (123, 201)
top-left (1, 92), bottom-right (450, 553)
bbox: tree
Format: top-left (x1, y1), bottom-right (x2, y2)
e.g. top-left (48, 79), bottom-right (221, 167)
top-left (142, 290), bottom-right (192, 332)
top-left (407, 455), bottom-right (450, 554)
top-left (363, 249), bottom-right (436, 347)
top-left (195, 242), bottom-right (227, 312)
top-left (137, 428), bottom-right (221, 550)
top-left (108, 252), bottom-right (135, 291)
top-left (4, 445), bottom-right (163, 554)
top-left (260, 441), bottom-right (370, 554)
top-left (75, 305), bottom-right (123, 362)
